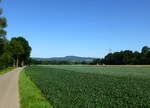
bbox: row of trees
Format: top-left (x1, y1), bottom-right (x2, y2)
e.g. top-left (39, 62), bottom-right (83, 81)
top-left (0, 37), bottom-right (31, 69)
top-left (92, 46), bottom-right (150, 65)
top-left (0, 2), bottom-right (31, 69)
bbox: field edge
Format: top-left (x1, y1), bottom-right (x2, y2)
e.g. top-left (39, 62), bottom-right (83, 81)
top-left (19, 67), bottom-right (53, 108)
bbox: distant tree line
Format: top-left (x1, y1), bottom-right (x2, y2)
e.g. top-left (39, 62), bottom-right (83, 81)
top-left (0, 3), bottom-right (31, 69)
top-left (92, 46), bottom-right (150, 65)
top-left (30, 59), bottom-right (90, 65)
top-left (31, 46), bottom-right (150, 66)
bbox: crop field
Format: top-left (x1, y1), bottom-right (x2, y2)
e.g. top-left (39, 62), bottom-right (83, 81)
top-left (25, 65), bottom-right (150, 108)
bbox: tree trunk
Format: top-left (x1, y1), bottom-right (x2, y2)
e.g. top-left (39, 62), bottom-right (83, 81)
top-left (16, 57), bottom-right (19, 68)
top-left (13, 59), bottom-right (16, 68)
top-left (21, 61), bottom-right (24, 67)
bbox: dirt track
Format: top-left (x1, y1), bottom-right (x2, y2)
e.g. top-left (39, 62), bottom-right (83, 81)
top-left (0, 68), bottom-right (22, 108)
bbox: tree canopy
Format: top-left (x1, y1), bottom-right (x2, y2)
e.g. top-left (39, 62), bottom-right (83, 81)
top-left (92, 46), bottom-right (150, 65)
top-left (9, 37), bottom-right (32, 67)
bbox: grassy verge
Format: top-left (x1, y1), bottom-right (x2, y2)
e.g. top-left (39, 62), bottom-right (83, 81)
top-left (19, 68), bottom-right (52, 108)
top-left (0, 67), bottom-right (14, 75)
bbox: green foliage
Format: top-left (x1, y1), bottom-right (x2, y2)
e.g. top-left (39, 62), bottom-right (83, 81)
top-left (0, 67), bottom-right (14, 74)
top-left (0, 29), bottom-right (7, 37)
top-left (9, 37), bottom-right (32, 67)
top-left (92, 46), bottom-right (150, 65)
top-left (142, 46), bottom-right (150, 54)
top-left (0, 36), bottom-right (31, 69)
top-left (9, 37), bottom-right (25, 57)
top-left (0, 52), bottom-right (12, 69)
top-left (0, 38), bottom-right (5, 56)
top-left (0, 7), bottom-right (7, 38)
top-left (17, 37), bottom-right (31, 57)
top-left (91, 58), bottom-right (104, 65)
top-left (25, 65), bottom-right (150, 108)
top-left (0, 3), bottom-right (9, 69)
top-left (0, 17), bottom-right (7, 28)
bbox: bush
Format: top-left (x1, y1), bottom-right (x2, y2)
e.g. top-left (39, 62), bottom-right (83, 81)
top-left (0, 53), bottom-right (12, 69)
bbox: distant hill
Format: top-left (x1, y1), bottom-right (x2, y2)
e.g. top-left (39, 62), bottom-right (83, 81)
top-left (33, 56), bottom-right (97, 62)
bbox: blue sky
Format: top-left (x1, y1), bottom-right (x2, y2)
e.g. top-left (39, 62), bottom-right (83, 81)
top-left (1, 0), bottom-right (150, 58)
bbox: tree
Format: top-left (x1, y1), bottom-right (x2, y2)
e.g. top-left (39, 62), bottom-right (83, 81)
top-left (122, 50), bottom-right (134, 64)
top-left (0, 52), bottom-right (12, 69)
top-left (132, 51), bottom-right (141, 65)
top-left (9, 37), bottom-right (24, 67)
top-left (17, 37), bottom-right (31, 66)
top-left (0, 17), bottom-right (7, 38)
top-left (142, 46), bottom-right (150, 54)
top-left (0, 1), bottom-right (7, 55)
top-left (0, 1), bottom-right (8, 69)
top-left (97, 46), bottom-right (150, 65)
top-left (141, 46), bottom-right (150, 64)
top-left (146, 51), bottom-right (150, 64)
top-left (9, 37), bottom-right (31, 67)
top-left (0, 8), bottom-right (7, 39)
top-left (91, 59), bottom-right (104, 65)
top-left (0, 38), bottom-right (5, 56)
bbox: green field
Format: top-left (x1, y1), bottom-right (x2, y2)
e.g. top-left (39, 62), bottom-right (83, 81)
top-left (24, 65), bottom-right (150, 108)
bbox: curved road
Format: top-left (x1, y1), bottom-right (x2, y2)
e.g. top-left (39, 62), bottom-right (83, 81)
top-left (0, 68), bottom-right (22, 108)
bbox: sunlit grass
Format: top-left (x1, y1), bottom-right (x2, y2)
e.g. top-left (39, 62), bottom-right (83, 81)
top-left (19, 68), bottom-right (52, 108)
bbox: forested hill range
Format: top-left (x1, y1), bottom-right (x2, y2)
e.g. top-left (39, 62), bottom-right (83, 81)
top-left (33, 56), bottom-right (97, 62)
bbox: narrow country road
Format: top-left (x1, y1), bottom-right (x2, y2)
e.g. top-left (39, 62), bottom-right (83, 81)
top-left (0, 68), bottom-right (22, 108)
